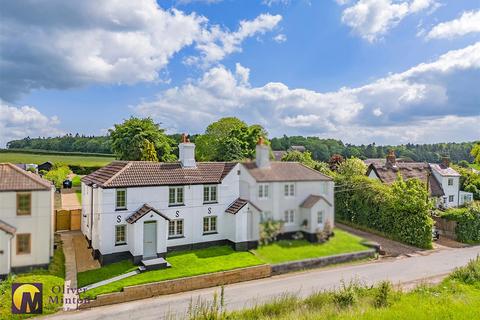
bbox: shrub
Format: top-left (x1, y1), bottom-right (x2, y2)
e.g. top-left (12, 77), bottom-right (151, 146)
top-left (332, 281), bottom-right (358, 309)
top-left (44, 165), bottom-right (71, 188)
top-left (449, 256), bottom-right (480, 284)
top-left (440, 203), bottom-right (480, 243)
top-left (259, 220), bottom-right (284, 245)
top-left (373, 281), bottom-right (392, 308)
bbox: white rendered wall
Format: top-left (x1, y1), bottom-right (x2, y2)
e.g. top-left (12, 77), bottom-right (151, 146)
top-left (0, 231), bottom-right (11, 274)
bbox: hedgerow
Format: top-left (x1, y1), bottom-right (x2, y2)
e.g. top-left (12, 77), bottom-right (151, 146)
top-left (440, 203), bottom-right (480, 244)
top-left (335, 175), bottom-right (433, 249)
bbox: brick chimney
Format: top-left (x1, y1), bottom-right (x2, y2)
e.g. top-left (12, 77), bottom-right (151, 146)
top-left (441, 155), bottom-right (450, 168)
top-left (179, 133), bottom-right (196, 168)
top-left (255, 137), bottom-right (270, 168)
top-left (385, 149), bottom-right (396, 169)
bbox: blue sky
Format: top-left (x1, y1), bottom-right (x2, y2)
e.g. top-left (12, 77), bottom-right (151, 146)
top-left (0, 0), bottom-right (479, 146)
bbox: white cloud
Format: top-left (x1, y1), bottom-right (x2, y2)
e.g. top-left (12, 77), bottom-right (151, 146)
top-left (0, 102), bottom-right (63, 147)
top-left (263, 0), bottom-right (290, 6)
top-left (340, 0), bottom-right (438, 42)
top-left (273, 34), bottom-right (288, 43)
top-left (186, 14), bottom-right (282, 67)
top-left (176, 0), bottom-right (223, 4)
top-left (427, 10), bottom-right (480, 40)
top-left (136, 42), bottom-right (480, 144)
top-left (0, 1), bottom-right (281, 100)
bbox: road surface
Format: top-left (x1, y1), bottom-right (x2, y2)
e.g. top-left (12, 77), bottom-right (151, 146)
top-left (42, 245), bottom-right (480, 320)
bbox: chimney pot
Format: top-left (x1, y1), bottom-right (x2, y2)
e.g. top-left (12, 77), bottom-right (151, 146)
top-left (442, 155), bottom-right (450, 168)
top-left (386, 149), bottom-right (396, 168)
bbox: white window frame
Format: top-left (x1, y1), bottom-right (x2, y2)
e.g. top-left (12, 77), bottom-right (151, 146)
top-left (116, 189), bottom-right (127, 210)
top-left (115, 224), bottom-right (127, 245)
top-left (284, 209), bottom-right (295, 224)
top-left (317, 210), bottom-right (324, 225)
top-left (284, 184), bottom-right (295, 197)
top-left (169, 186), bottom-right (184, 206)
top-left (447, 178), bottom-right (454, 186)
top-left (168, 219), bottom-right (184, 238)
top-left (258, 184), bottom-right (269, 199)
top-left (203, 216), bottom-right (217, 234)
top-left (448, 195), bottom-right (454, 202)
top-left (203, 185), bottom-right (218, 204)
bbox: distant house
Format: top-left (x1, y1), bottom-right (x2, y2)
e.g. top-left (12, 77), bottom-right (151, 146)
top-left (290, 145), bottom-right (306, 153)
top-left (0, 163), bottom-right (54, 278)
top-left (366, 151), bottom-right (473, 208)
top-left (81, 137), bottom-right (334, 266)
top-left (273, 150), bottom-right (287, 161)
top-left (38, 161), bottom-right (54, 172)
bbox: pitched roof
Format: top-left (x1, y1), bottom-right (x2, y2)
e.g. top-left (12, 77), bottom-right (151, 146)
top-left (367, 162), bottom-right (444, 197)
top-left (0, 163), bottom-right (52, 192)
top-left (126, 204), bottom-right (170, 224)
top-left (82, 161), bottom-right (237, 188)
top-left (225, 198), bottom-right (261, 214)
top-left (429, 163), bottom-right (461, 177)
top-left (242, 162), bottom-right (332, 182)
top-left (300, 194), bottom-right (332, 208)
top-left (0, 219), bottom-right (16, 235)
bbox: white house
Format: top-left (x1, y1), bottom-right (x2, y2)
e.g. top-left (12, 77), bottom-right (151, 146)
top-left (0, 163), bottom-right (54, 279)
top-left (81, 137), bottom-right (334, 266)
top-left (366, 152), bottom-right (473, 208)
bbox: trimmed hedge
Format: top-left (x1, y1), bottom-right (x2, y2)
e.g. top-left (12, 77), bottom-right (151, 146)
top-left (440, 203), bottom-right (480, 244)
top-left (335, 175), bottom-right (433, 249)
top-left (69, 165), bottom-right (102, 175)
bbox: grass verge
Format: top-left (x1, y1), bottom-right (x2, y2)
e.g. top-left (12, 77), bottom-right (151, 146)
top-left (252, 228), bottom-right (369, 264)
top-left (187, 257), bottom-right (480, 320)
top-left (80, 245), bottom-right (264, 299)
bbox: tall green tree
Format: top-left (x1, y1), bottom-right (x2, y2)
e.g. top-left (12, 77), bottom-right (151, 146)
top-left (471, 143), bottom-right (480, 164)
top-left (336, 158), bottom-right (367, 177)
top-left (140, 139), bottom-right (159, 161)
top-left (109, 117), bottom-right (175, 161)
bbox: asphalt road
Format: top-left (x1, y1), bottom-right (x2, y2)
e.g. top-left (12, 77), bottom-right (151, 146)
top-left (42, 245), bottom-right (480, 320)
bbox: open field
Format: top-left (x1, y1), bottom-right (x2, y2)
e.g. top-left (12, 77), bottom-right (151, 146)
top-left (0, 151), bottom-right (114, 167)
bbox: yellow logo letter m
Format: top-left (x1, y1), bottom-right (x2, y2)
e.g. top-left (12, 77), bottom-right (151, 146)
top-left (12, 283), bottom-right (43, 314)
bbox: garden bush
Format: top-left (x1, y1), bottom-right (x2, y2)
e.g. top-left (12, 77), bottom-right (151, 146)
top-left (335, 175), bottom-right (433, 248)
top-left (440, 202), bottom-right (480, 244)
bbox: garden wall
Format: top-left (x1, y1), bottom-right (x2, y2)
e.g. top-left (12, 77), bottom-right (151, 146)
top-left (271, 249), bottom-right (376, 275)
top-left (79, 264), bottom-right (271, 309)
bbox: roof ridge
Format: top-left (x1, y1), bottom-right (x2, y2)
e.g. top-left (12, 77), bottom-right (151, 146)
top-left (103, 161), bottom-right (132, 186)
top-left (3, 163), bottom-right (51, 189)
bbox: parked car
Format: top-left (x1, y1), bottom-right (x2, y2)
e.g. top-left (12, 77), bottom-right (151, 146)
top-left (63, 179), bottom-right (72, 189)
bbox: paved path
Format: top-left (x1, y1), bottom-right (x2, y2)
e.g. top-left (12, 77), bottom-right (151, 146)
top-left (42, 245), bottom-right (480, 320)
top-left (61, 189), bottom-right (81, 210)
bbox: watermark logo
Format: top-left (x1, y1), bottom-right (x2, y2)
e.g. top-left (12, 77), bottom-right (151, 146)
top-left (11, 283), bottom-right (43, 314)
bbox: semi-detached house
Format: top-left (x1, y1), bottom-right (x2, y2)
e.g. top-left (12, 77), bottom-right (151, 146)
top-left (81, 138), bottom-right (334, 266)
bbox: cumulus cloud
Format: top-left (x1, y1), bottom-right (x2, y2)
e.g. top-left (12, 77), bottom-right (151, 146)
top-left (185, 14), bottom-right (282, 67)
top-left (339, 0), bottom-right (438, 42)
top-left (0, 102), bottom-right (63, 147)
top-left (135, 42), bottom-right (480, 144)
top-left (0, 0), bottom-right (281, 101)
top-left (273, 34), bottom-right (288, 43)
top-left (427, 10), bottom-right (480, 40)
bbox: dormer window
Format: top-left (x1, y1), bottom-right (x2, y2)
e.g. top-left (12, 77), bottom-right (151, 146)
top-left (115, 189), bottom-right (126, 210)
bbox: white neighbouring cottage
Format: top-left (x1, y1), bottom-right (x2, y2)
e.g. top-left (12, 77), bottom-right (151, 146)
top-left (366, 151), bottom-right (473, 209)
top-left (0, 163), bottom-right (55, 279)
top-left (81, 137), bottom-right (334, 265)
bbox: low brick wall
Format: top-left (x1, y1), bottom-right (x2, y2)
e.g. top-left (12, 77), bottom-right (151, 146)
top-left (271, 249), bottom-right (376, 276)
top-left (79, 264), bottom-right (271, 309)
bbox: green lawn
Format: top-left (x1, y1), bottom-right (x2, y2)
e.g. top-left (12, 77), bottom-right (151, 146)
top-left (72, 175), bottom-right (82, 187)
top-left (0, 235), bottom-right (65, 319)
top-left (80, 246), bottom-right (264, 299)
top-left (0, 152), bottom-right (114, 167)
top-left (252, 228), bottom-right (369, 264)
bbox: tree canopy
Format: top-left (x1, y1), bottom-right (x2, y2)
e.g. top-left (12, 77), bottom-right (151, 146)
top-left (109, 117), bottom-right (175, 162)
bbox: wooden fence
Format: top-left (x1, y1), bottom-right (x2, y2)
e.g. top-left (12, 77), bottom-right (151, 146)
top-left (55, 209), bottom-right (81, 231)
top-left (433, 216), bottom-right (457, 240)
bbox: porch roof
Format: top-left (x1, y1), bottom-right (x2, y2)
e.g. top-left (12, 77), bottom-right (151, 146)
top-left (300, 194), bottom-right (332, 208)
top-left (126, 204), bottom-right (170, 224)
top-left (225, 198), bottom-right (261, 214)
top-left (0, 219), bottom-right (16, 235)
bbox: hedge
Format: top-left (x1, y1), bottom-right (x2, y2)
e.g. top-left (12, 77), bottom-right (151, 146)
top-left (69, 165), bottom-right (102, 175)
top-left (1, 148), bottom-right (113, 157)
top-left (335, 175), bottom-right (433, 249)
top-left (440, 203), bottom-right (480, 244)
